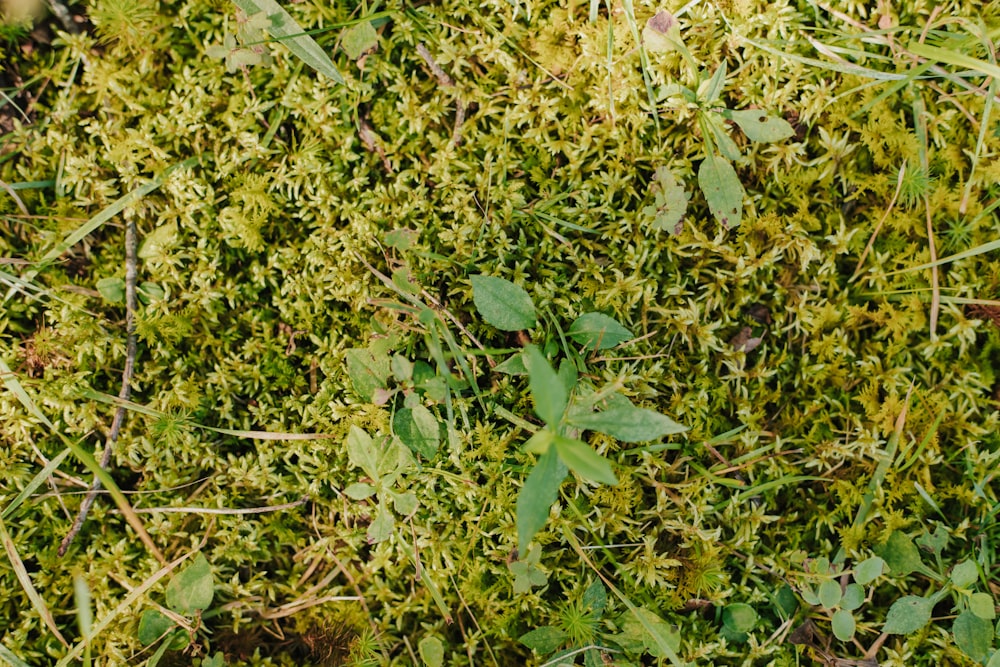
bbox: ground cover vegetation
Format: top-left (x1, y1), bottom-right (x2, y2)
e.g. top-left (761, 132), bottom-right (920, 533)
top-left (1, 0), bottom-right (999, 663)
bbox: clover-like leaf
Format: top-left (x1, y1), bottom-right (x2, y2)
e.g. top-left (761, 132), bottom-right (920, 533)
top-left (642, 167), bottom-right (689, 235)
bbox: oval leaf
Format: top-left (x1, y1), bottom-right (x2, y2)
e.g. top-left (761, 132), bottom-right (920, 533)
top-left (553, 435), bottom-right (617, 486)
top-left (818, 579), bottom-right (842, 610)
top-left (165, 553), bottom-right (214, 615)
top-left (393, 405), bottom-right (440, 458)
top-left (832, 609), bottom-right (856, 641)
top-left (516, 447), bottom-right (567, 553)
top-left (418, 636), bottom-right (445, 667)
top-left (471, 275), bottom-right (537, 331)
top-left (854, 556), bottom-right (885, 585)
top-left (954, 610), bottom-right (992, 663)
top-left (519, 626), bottom-right (568, 653)
top-left (568, 313), bottom-right (634, 351)
top-left (883, 595), bottom-right (933, 634)
top-left (568, 406), bottom-right (688, 442)
top-left (722, 603), bottom-right (758, 633)
top-left (727, 109), bottom-right (795, 143)
top-left (698, 154), bottom-right (743, 229)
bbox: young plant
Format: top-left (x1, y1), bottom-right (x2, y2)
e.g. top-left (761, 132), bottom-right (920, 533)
top-left (470, 275), bottom-right (687, 554)
top-left (343, 426), bottom-right (419, 544)
top-left (137, 553), bottom-right (223, 666)
top-left (643, 11), bottom-right (795, 230)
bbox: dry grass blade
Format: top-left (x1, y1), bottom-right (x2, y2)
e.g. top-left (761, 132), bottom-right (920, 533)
top-left (0, 515), bottom-right (71, 648)
top-left (850, 161), bottom-right (906, 281)
top-left (54, 550), bottom-right (198, 666)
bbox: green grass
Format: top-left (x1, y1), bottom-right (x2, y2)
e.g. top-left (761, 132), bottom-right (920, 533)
top-left (1, 0), bottom-right (1000, 665)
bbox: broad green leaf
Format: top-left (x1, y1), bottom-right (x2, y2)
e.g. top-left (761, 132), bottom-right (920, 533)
top-left (493, 353), bottom-right (527, 375)
top-left (950, 559), bottom-right (979, 588)
top-left (524, 429), bottom-right (555, 455)
top-left (698, 154), bottom-right (743, 228)
top-left (516, 447), bottom-right (567, 553)
top-left (832, 609), bottom-right (856, 641)
top-left (522, 345), bottom-right (568, 426)
top-left (418, 636), bottom-right (445, 667)
top-left (519, 626), bottom-right (568, 653)
top-left (568, 406), bottom-right (688, 442)
top-left (232, 0), bottom-right (345, 84)
top-left (883, 595), bottom-right (933, 634)
top-left (840, 583), bottom-right (865, 612)
top-left (583, 579), bottom-right (607, 616)
top-left (854, 556), bottom-right (886, 585)
top-left (391, 491), bottom-right (418, 517)
top-left (726, 109), bottom-right (795, 143)
top-left (618, 607), bottom-right (682, 659)
top-left (342, 20), bottom-right (378, 61)
top-left (642, 167), bottom-right (689, 235)
top-left (347, 426), bottom-right (379, 479)
top-left (722, 604), bottom-right (757, 633)
top-left (553, 435), bottom-right (617, 485)
top-left (568, 313), bottom-right (634, 350)
top-left (470, 275), bottom-right (537, 331)
top-left (642, 10), bottom-right (681, 53)
top-left (165, 553), bottom-right (214, 614)
top-left (367, 505), bottom-right (394, 543)
top-left (881, 532), bottom-right (924, 576)
top-left (345, 347), bottom-right (390, 402)
top-left (96, 277), bottom-right (125, 303)
top-left (343, 482), bottom-right (376, 500)
top-left (137, 609), bottom-right (177, 646)
top-left (988, 650), bottom-right (1000, 667)
top-left (970, 592), bottom-right (996, 620)
top-left (954, 610), bottom-right (992, 663)
top-left (818, 580), bottom-right (842, 609)
top-left (393, 405), bottom-right (440, 458)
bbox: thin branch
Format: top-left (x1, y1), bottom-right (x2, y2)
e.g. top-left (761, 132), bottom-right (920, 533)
top-left (59, 218), bottom-right (140, 556)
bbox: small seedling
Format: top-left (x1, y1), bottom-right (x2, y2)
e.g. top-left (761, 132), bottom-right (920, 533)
top-left (343, 426), bottom-right (419, 543)
top-left (137, 553), bottom-right (217, 665)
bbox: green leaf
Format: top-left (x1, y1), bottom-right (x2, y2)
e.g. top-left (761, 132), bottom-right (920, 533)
top-left (516, 447), bottom-right (567, 553)
top-left (470, 275), bottom-right (537, 331)
top-left (510, 544), bottom-right (548, 594)
top-left (642, 167), bottom-right (689, 235)
top-left (343, 482), bottom-right (376, 500)
top-left (568, 313), bottom-right (634, 350)
top-left (137, 609), bottom-right (175, 646)
top-left (618, 607), bottom-right (682, 659)
top-left (818, 580), bottom-right (842, 609)
top-left (725, 109), bottom-right (795, 143)
top-left (722, 603), bottom-right (758, 634)
top-left (524, 429), bottom-right (555, 455)
top-left (493, 353), bottom-right (527, 375)
top-left (568, 405), bottom-right (688, 442)
top-left (697, 154), bottom-right (743, 229)
top-left (519, 626), bottom-right (568, 653)
top-left (832, 609), bottom-right (856, 641)
top-left (341, 20), bottom-right (378, 61)
top-left (642, 10), bottom-right (681, 53)
top-left (367, 504), bottom-right (394, 543)
top-left (96, 277), bottom-right (125, 303)
top-left (854, 556), bottom-right (886, 585)
top-left (971, 592), bottom-right (996, 620)
top-left (138, 222), bottom-right (179, 260)
top-left (954, 610), bottom-right (992, 663)
top-left (393, 405), bottom-right (440, 458)
top-left (418, 636), bottom-right (445, 667)
top-left (583, 579), bottom-right (607, 616)
top-left (704, 112), bottom-right (742, 162)
top-left (881, 532), bottom-right (924, 576)
top-left (347, 426), bottom-right (379, 480)
top-left (988, 649), bottom-right (1000, 667)
top-left (553, 435), bottom-right (617, 485)
top-left (165, 553), bottom-right (214, 615)
top-left (391, 491), bottom-right (418, 517)
top-left (950, 559), bottom-right (979, 588)
top-left (698, 60), bottom-right (727, 105)
top-left (883, 596), bottom-right (933, 634)
top-left (231, 0), bottom-right (345, 84)
top-left (522, 345), bottom-right (568, 426)
top-left (840, 583), bottom-right (865, 612)
top-left (345, 347), bottom-right (390, 402)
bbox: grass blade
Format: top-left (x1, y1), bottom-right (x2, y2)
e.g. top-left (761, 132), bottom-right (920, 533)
top-left (0, 516), bottom-right (71, 648)
top-left (1, 449), bottom-right (71, 519)
top-left (232, 0), bottom-right (345, 85)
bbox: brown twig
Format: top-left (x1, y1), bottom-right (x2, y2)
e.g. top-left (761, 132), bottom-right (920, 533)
top-left (416, 42), bottom-right (466, 147)
top-left (59, 218), bottom-right (139, 556)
